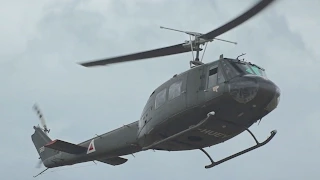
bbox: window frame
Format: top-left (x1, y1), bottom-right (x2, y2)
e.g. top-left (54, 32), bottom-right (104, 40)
top-left (207, 65), bottom-right (218, 88)
top-left (155, 88), bottom-right (167, 109)
top-left (168, 80), bottom-right (182, 100)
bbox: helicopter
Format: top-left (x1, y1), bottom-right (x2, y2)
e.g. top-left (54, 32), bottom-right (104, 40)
top-left (31, 0), bottom-right (280, 177)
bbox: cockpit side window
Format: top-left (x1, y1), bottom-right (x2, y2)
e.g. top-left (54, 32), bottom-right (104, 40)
top-left (220, 59), bottom-right (240, 80)
top-left (155, 88), bottom-right (167, 109)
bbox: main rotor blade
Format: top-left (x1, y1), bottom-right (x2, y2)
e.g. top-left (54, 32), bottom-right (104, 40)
top-left (199, 0), bottom-right (275, 40)
top-left (79, 0), bottom-right (275, 67)
top-left (79, 43), bottom-right (193, 67)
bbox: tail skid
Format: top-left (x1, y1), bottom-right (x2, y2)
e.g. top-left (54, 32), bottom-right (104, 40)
top-left (33, 168), bottom-right (49, 178)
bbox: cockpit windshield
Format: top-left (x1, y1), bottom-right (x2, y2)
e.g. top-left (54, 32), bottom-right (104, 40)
top-left (227, 60), bottom-right (267, 78)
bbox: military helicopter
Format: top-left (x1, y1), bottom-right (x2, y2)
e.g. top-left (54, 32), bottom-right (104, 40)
top-left (31, 0), bottom-right (280, 177)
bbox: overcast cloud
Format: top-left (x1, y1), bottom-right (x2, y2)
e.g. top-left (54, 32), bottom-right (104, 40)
top-left (0, 0), bottom-right (319, 179)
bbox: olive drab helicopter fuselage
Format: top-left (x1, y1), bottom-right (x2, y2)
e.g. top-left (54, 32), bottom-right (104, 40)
top-left (137, 57), bottom-right (280, 152)
top-left (31, 0), bottom-right (280, 177)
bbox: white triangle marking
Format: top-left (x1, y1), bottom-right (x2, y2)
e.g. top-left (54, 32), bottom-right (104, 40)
top-left (87, 139), bottom-right (96, 154)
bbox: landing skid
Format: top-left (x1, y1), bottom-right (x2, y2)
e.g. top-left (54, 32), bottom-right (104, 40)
top-left (142, 111), bottom-right (277, 169)
top-left (200, 129), bottom-right (277, 169)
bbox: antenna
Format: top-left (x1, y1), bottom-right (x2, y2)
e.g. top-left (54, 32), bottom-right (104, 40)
top-left (160, 26), bottom-right (237, 67)
top-left (236, 53), bottom-right (246, 61)
top-left (33, 104), bottom-right (50, 134)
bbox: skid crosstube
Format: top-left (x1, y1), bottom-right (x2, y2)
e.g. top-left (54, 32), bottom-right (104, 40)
top-left (201, 129), bottom-right (277, 169)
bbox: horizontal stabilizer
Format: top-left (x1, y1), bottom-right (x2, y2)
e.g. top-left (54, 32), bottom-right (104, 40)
top-left (45, 139), bottom-right (87, 154)
top-left (98, 157), bottom-right (128, 166)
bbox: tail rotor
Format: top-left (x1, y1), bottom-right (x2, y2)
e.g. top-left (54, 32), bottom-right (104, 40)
top-left (33, 104), bottom-right (50, 134)
top-left (32, 103), bottom-right (52, 169)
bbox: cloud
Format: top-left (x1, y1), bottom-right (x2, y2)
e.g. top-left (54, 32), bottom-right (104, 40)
top-left (0, 0), bottom-right (319, 180)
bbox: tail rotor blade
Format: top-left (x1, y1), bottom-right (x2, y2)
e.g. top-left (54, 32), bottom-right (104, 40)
top-left (33, 104), bottom-right (50, 134)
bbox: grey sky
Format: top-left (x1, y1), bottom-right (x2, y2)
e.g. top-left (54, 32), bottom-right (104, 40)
top-left (0, 0), bottom-right (319, 179)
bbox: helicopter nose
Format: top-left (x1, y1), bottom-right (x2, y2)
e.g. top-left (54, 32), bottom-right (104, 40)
top-left (264, 78), bottom-right (281, 112)
top-left (229, 74), bottom-right (280, 111)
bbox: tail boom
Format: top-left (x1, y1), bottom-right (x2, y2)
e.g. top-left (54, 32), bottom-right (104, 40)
top-left (31, 121), bottom-right (142, 168)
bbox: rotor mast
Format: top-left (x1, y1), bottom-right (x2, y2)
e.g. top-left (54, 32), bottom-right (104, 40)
top-left (160, 26), bottom-right (237, 67)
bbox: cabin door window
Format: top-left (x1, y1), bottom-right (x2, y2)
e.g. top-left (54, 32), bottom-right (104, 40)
top-left (168, 80), bottom-right (182, 100)
top-left (155, 88), bottom-right (167, 109)
top-left (207, 65), bottom-right (218, 88)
